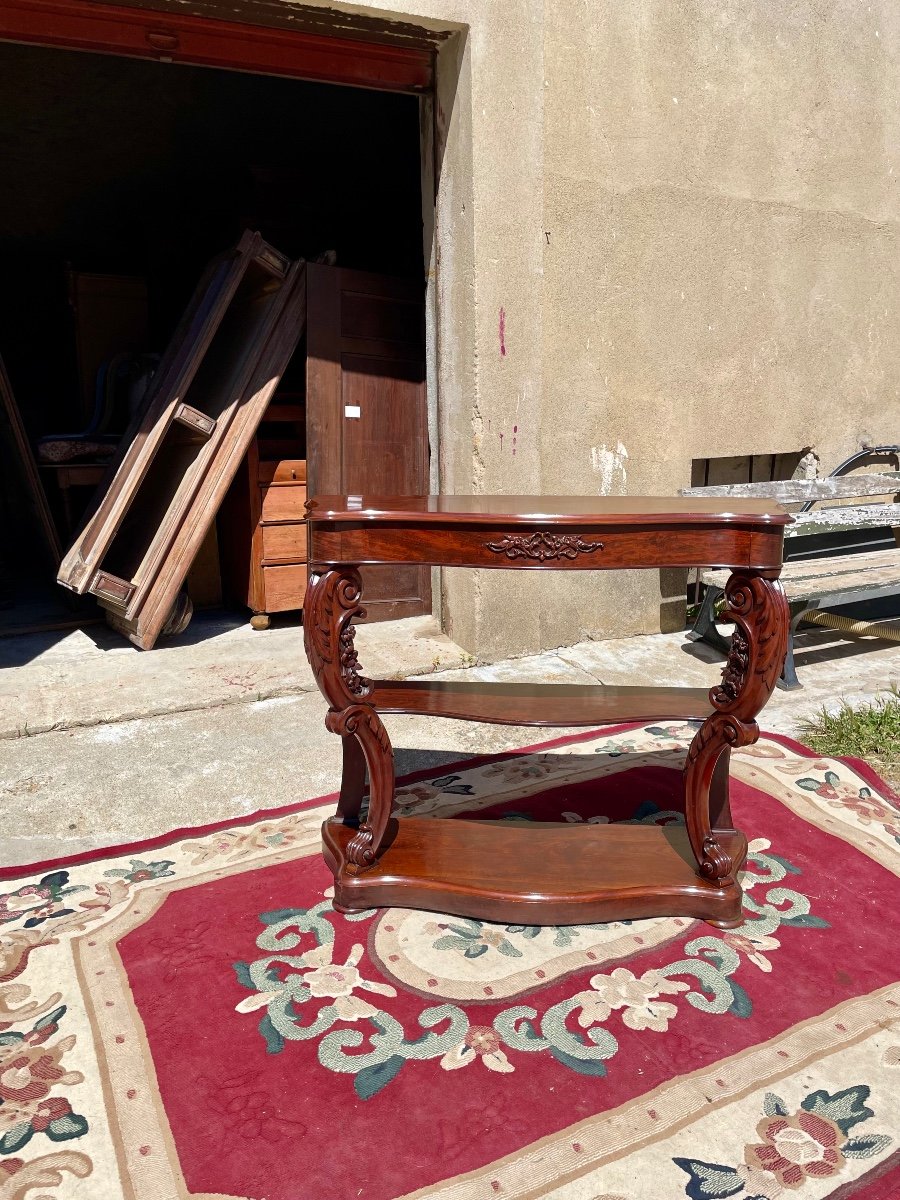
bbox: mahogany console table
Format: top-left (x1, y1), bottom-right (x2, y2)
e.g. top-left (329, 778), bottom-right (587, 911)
top-left (303, 496), bottom-right (791, 929)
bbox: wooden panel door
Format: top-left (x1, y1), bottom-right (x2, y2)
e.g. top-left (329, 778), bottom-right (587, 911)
top-left (306, 264), bottom-right (430, 621)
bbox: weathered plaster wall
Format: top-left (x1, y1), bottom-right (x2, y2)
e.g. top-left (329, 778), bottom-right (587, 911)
top-left (294, 0), bottom-right (546, 656)
top-left (293, 0), bottom-right (900, 657)
top-left (541, 0), bottom-right (900, 642)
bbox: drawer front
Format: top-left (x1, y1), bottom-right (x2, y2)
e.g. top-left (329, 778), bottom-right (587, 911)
top-left (260, 482), bottom-right (307, 523)
top-left (258, 458), bottom-right (307, 485)
top-left (261, 562), bottom-right (309, 613)
top-left (261, 522), bottom-right (308, 564)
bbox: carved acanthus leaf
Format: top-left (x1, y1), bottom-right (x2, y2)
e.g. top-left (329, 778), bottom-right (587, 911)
top-left (485, 532), bottom-right (604, 561)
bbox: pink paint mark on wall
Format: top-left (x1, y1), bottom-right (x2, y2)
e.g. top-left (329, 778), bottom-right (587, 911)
top-left (498, 308), bottom-right (507, 357)
top-left (512, 425), bottom-right (518, 456)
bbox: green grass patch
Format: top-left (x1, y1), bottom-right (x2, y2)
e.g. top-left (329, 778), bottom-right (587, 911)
top-left (798, 691), bottom-right (900, 790)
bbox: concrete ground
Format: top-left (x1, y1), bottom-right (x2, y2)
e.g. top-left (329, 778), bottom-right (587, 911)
top-left (2, 610), bottom-right (899, 869)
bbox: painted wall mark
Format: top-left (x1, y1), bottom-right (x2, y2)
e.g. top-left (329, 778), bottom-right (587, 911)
top-left (498, 307), bottom-right (507, 357)
top-left (590, 442), bottom-right (629, 495)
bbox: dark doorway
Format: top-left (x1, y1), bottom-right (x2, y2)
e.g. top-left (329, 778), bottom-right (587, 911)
top-left (0, 37), bottom-right (427, 638)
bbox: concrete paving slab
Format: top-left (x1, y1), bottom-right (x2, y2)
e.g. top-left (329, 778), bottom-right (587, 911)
top-left (761, 629), bottom-right (900, 735)
top-left (0, 612), bottom-right (471, 740)
top-left (3, 615), bottom-right (900, 872)
top-left (430, 650), bottom-right (599, 686)
top-left (556, 632), bottom-right (725, 688)
top-left (0, 691), bottom-right (586, 869)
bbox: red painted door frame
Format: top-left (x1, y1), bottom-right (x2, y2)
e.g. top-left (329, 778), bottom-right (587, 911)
top-left (0, 0), bottom-right (434, 92)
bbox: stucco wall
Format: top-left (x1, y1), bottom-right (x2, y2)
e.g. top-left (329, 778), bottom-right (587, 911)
top-left (541, 0), bottom-right (900, 645)
top-left (298, 0), bottom-right (900, 657)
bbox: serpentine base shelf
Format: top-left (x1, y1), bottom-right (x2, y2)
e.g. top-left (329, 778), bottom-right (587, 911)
top-left (323, 819), bottom-right (750, 928)
top-left (303, 495), bottom-right (791, 928)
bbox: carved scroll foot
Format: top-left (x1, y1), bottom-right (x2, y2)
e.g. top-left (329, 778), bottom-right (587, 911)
top-left (326, 704), bottom-right (394, 867)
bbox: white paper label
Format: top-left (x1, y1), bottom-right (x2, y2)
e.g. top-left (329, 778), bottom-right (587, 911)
top-left (344, 405), bottom-right (361, 419)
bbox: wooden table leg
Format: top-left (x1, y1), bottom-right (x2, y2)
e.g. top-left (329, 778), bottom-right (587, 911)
top-left (684, 572), bottom-right (789, 924)
top-left (335, 734), bottom-right (367, 828)
top-left (303, 567), bottom-right (395, 869)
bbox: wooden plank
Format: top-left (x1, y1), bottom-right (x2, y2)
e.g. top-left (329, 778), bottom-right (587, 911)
top-left (705, 455), bottom-right (752, 487)
top-left (682, 474), bottom-right (900, 502)
top-left (305, 264), bottom-right (343, 498)
top-left (0, 353), bottom-right (62, 566)
top-left (789, 503), bottom-right (900, 535)
top-left (702, 547), bottom-right (900, 600)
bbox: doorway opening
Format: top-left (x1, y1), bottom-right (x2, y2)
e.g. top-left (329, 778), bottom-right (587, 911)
top-left (0, 30), bottom-right (431, 641)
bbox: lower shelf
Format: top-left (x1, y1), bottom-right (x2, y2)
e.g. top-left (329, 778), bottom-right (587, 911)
top-left (370, 679), bottom-right (713, 726)
top-left (322, 817), bottom-right (747, 927)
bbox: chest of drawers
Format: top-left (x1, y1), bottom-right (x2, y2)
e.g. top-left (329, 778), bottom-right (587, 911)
top-left (219, 408), bottom-right (308, 628)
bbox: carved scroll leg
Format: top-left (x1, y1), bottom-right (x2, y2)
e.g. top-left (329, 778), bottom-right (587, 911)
top-left (335, 732), bottom-right (367, 828)
top-left (684, 715), bottom-right (746, 886)
top-left (709, 745), bottom-right (734, 832)
top-left (684, 572), bottom-right (789, 899)
top-left (327, 705), bottom-right (395, 869)
top-left (304, 564), bottom-right (380, 838)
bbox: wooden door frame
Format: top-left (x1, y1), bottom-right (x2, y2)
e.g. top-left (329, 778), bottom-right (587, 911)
top-left (0, 0), bottom-right (434, 91)
top-left (0, 0), bottom-right (443, 617)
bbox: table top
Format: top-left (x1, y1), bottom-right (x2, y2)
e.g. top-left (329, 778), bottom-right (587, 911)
top-left (306, 494), bottom-right (792, 527)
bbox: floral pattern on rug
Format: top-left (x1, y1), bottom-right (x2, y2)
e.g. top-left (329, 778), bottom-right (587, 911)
top-left (794, 771), bottom-right (900, 848)
top-left (0, 986), bottom-right (88, 1158)
top-left (675, 1084), bottom-right (893, 1198)
top-left (0, 721), bottom-right (897, 1200)
top-left (232, 840), bottom-right (828, 1099)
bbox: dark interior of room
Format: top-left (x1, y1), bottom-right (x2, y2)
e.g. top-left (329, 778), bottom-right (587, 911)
top-left (0, 38), bottom-right (423, 631)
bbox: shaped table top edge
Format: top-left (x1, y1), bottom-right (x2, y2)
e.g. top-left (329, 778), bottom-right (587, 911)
top-left (305, 494), bottom-right (793, 527)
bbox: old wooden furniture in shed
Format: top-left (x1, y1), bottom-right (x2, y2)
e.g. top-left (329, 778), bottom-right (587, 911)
top-left (219, 401), bottom-right (309, 629)
top-left (56, 231), bottom-right (307, 649)
top-left (218, 264), bottom-right (429, 628)
top-left (305, 264), bottom-right (429, 621)
top-left (303, 495), bottom-right (791, 928)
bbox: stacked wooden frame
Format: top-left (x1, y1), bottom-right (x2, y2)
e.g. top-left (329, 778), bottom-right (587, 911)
top-left (57, 230), bottom-right (307, 649)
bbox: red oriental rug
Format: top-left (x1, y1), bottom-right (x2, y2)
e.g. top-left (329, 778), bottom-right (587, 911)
top-left (1, 722), bottom-right (900, 1200)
